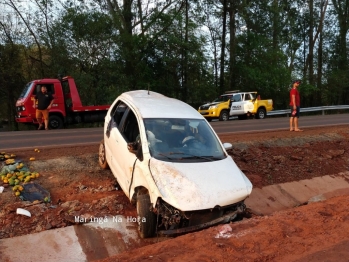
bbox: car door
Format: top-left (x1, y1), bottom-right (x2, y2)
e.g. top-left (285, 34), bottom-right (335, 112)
top-left (107, 104), bottom-right (141, 197)
top-left (104, 100), bottom-right (127, 180)
top-left (229, 94), bottom-right (244, 115)
top-left (104, 100), bottom-right (127, 184)
top-left (242, 93), bottom-right (254, 113)
top-left (30, 83), bottom-right (56, 117)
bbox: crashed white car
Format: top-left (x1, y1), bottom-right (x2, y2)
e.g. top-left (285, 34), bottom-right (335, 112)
top-left (99, 90), bottom-right (253, 238)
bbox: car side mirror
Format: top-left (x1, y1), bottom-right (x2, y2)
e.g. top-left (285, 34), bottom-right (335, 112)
top-left (127, 142), bottom-right (138, 154)
top-left (127, 142), bottom-right (143, 161)
top-left (223, 143), bottom-right (232, 151)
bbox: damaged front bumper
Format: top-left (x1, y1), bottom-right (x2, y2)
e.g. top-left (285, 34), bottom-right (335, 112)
top-left (156, 206), bottom-right (244, 236)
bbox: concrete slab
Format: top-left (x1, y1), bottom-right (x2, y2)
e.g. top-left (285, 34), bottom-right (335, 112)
top-left (280, 182), bottom-right (314, 205)
top-left (322, 188), bottom-right (349, 199)
top-left (77, 215), bottom-right (142, 260)
top-left (246, 174), bottom-right (349, 216)
top-left (245, 188), bottom-right (280, 215)
top-left (262, 184), bottom-right (300, 209)
top-left (296, 178), bottom-right (325, 196)
top-left (0, 225), bottom-right (86, 262)
top-left (0, 216), bottom-right (146, 262)
top-left (246, 184), bottom-right (304, 216)
top-left (295, 175), bottom-right (349, 199)
top-left (320, 175), bottom-right (349, 191)
top-left (301, 176), bottom-right (335, 195)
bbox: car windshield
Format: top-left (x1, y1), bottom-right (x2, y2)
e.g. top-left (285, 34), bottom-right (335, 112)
top-left (212, 95), bottom-right (231, 103)
top-left (18, 82), bottom-right (34, 99)
top-left (144, 118), bottom-right (227, 162)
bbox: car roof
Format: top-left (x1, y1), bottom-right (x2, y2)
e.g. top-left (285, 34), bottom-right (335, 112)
top-left (222, 91), bottom-right (257, 96)
top-left (119, 90), bottom-right (203, 119)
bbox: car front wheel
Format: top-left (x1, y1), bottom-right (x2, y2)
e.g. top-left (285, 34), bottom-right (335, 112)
top-left (219, 110), bottom-right (229, 121)
top-left (48, 115), bottom-right (64, 129)
top-left (136, 193), bottom-right (156, 238)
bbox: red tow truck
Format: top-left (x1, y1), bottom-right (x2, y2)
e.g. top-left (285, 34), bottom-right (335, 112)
top-left (15, 76), bottom-right (110, 129)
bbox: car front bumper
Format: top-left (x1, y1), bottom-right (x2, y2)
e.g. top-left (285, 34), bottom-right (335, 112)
top-left (15, 116), bottom-right (36, 124)
top-left (156, 206), bottom-right (244, 236)
top-left (198, 109), bottom-right (219, 118)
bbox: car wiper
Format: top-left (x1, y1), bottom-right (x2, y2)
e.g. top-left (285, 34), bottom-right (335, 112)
top-left (157, 153), bottom-right (175, 160)
top-left (157, 152), bottom-right (222, 162)
top-left (168, 152), bottom-right (221, 161)
top-left (157, 152), bottom-right (190, 160)
top-left (181, 155), bottom-right (222, 161)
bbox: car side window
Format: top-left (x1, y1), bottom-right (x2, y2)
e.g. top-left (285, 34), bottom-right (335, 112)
top-left (110, 101), bottom-right (127, 127)
top-left (33, 84), bottom-right (55, 95)
top-left (233, 94), bottom-right (241, 102)
top-left (121, 110), bottom-right (140, 143)
top-left (244, 94), bottom-right (251, 101)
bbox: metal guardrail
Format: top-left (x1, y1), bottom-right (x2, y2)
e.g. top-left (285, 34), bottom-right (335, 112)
top-left (268, 105), bottom-right (349, 116)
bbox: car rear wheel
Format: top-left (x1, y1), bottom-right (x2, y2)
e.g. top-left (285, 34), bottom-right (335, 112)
top-left (219, 110), bottom-right (229, 121)
top-left (98, 139), bottom-right (109, 169)
top-left (137, 193), bottom-right (156, 238)
top-left (256, 108), bottom-right (266, 119)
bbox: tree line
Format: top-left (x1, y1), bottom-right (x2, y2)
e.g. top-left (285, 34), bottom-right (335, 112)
top-left (0, 0), bottom-right (348, 130)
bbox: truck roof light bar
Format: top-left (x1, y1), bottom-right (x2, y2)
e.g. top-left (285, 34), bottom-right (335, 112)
top-left (224, 90), bottom-right (240, 94)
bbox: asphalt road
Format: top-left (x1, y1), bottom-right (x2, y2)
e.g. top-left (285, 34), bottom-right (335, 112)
top-left (1, 114), bottom-right (348, 151)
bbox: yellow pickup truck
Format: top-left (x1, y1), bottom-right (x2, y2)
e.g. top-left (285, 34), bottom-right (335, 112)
top-left (198, 91), bottom-right (273, 121)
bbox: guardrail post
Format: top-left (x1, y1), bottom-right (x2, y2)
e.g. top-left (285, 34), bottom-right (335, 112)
top-left (322, 110), bottom-right (325, 115)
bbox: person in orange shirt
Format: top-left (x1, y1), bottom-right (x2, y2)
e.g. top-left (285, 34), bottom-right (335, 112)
top-left (289, 80), bottom-right (303, 131)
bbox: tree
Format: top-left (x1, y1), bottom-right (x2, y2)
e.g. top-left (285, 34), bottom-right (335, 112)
top-left (329, 0), bottom-right (349, 104)
top-left (0, 42), bottom-right (27, 130)
top-left (103, 0), bottom-right (185, 89)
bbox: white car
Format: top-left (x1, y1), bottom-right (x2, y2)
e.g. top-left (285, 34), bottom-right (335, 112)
top-left (99, 90), bottom-right (253, 238)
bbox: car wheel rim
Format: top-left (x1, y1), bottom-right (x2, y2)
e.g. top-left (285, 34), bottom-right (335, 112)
top-left (99, 143), bottom-right (105, 164)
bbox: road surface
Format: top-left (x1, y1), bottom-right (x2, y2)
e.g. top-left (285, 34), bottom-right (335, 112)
top-left (1, 114), bottom-right (348, 150)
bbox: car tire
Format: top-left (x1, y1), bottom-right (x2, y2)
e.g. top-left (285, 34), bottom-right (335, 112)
top-left (137, 193), bottom-right (156, 238)
top-left (256, 108), bottom-right (266, 119)
top-left (98, 139), bottom-right (109, 169)
top-left (219, 110), bottom-right (229, 121)
top-left (48, 115), bottom-right (64, 129)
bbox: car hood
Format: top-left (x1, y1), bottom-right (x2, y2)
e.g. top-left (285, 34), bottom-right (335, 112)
top-left (149, 156), bottom-right (252, 211)
top-left (200, 101), bottom-right (220, 108)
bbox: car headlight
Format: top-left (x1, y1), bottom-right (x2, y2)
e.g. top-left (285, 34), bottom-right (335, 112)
top-left (209, 105), bottom-right (218, 109)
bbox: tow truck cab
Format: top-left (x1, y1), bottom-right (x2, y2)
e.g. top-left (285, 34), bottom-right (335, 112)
top-left (15, 76), bottom-right (110, 129)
